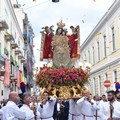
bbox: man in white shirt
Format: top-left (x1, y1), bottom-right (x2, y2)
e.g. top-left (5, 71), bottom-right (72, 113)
top-left (2, 91), bottom-right (26, 120)
top-left (100, 95), bottom-right (107, 104)
top-left (38, 91), bottom-right (56, 120)
top-left (0, 109), bottom-right (4, 120)
top-left (93, 94), bottom-right (102, 120)
top-left (68, 98), bottom-right (81, 120)
top-left (77, 89), bottom-right (95, 120)
top-left (115, 90), bottom-right (120, 102)
top-left (20, 93), bottom-right (35, 120)
top-left (30, 95), bottom-right (41, 120)
top-left (100, 90), bottom-right (120, 120)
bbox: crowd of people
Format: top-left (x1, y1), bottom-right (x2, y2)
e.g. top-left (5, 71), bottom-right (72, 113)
top-left (0, 89), bottom-right (120, 120)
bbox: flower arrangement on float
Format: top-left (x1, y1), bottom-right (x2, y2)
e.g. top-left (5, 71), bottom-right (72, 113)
top-left (36, 66), bottom-right (88, 87)
top-left (36, 66), bottom-right (89, 99)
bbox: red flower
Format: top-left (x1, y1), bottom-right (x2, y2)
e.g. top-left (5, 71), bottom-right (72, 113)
top-left (36, 67), bottom-right (88, 87)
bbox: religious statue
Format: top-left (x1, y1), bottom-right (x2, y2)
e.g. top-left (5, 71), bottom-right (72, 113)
top-left (37, 22), bottom-right (90, 100)
top-left (40, 26), bottom-right (54, 60)
top-left (67, 25), bottom-right (80, 58)
top-left (40, 20), bottom-right (80, 67)
top-left (51, 20), bottom-right (72, 68)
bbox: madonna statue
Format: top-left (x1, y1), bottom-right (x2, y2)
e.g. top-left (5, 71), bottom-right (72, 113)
top-left (51, 20), bottom-right (72, 68)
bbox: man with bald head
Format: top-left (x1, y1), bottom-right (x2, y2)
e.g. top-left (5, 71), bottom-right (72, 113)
top-left (2, 91), bottom-right (26, 120)
top-left (77, 89), bottom-right (95, 120)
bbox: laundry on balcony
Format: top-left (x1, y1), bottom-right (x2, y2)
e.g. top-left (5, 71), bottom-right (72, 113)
top-left (0, 53), bottom-right (9, 70)
top-left (3, 59), bottom-right (10, 86)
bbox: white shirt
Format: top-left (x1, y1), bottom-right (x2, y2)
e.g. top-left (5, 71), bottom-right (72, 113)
top-left (0, 109), bottom-right (4, 120)
top-left (92, 101), bottom-right (103, 120)
top-left (68, 99), bottom-right (81, 120)
top-left (38, 98), bottom-right (56, 119)
top-left (20, 104), bottom-right (34, 120)
top-left (100, 100), bottom-right (120, 120)
top-left (57, 103), bottom-right (60, 112)
top-left (29, 102), bottom-right (41, 120)
top-left (1, 101), bottom-right (26, 120)
top-left (77, 97), bottom-right (95, 120)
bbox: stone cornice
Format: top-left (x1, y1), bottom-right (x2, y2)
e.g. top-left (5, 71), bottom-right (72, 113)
top-left (5, 0), bottom-right (24, 42)
top-left (90, 57), bottom-right (120, 75)
top-left (81, 0), bottom-right (120, 51)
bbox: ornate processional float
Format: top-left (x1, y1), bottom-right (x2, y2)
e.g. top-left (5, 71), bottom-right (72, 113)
top-left (36, 20), bottom-right (90, 99)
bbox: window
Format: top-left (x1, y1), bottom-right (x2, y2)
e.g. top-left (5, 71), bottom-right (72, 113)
top-left (105, 73), bottom-right (108, 80)
top-left (113, 70), bottom-right (117, 82)
top-left (111, 27), bottom-right (115, 51)
top-left (10, 63), bottom-right (15, 75)
top-left (103, 35), bottom-right (107, 57)
top-left (92, 46), bottom-right (95, 64)
top-left (98, 76), bottom-right (101, 95)
top-left (88, 50), bottom-right (90, 63)
top-left (84, 54), bottom-right (86, 61)
top-left (97, 41), bottom-right (100, 61)
top-left (93, 77), bottom-right (96, 95)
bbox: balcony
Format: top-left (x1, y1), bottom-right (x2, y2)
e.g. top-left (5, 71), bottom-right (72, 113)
top-left (0, 20), bottom-right (8, 31)
top-left (18, 54), bottom-right (23, 59)
top-left (15, 49), bottom-right (21, 55)
top-left (21, 58), bottom-right (26, 63)
top-left (5, 32), bottom-right (14, 41)
top-left (10, 76), bottom-right (17, 81)
top-left (11, 42), bottom-right (18, 49)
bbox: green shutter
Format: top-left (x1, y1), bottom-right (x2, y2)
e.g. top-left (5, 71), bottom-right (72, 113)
top-left (15, 60), bottom-right (18, 67)
top-left (10, 54), bottom-right (13, 62)
top-left (4, 48), bottom-right (9, 55)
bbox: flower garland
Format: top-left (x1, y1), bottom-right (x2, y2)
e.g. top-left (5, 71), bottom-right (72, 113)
top-left (36, 66), bottom-right (88, 87)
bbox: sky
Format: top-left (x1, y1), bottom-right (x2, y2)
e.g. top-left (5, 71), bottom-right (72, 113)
top-left (18, 0), bottom-right (115, 67)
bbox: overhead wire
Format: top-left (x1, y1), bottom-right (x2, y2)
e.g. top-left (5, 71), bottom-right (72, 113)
top-left (0, 0), bottom-right (50, 19)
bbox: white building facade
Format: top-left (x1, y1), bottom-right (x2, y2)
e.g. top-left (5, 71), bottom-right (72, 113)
top-left (0, 0), bottom-right (34, 99)
top-left (80, 0), bottom-right (120, 96)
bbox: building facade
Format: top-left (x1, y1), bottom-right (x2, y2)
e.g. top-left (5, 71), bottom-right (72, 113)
top-left (80, 0), bottom-right (120, 96)
top-left (0, 0), bottom-right (34, 99)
